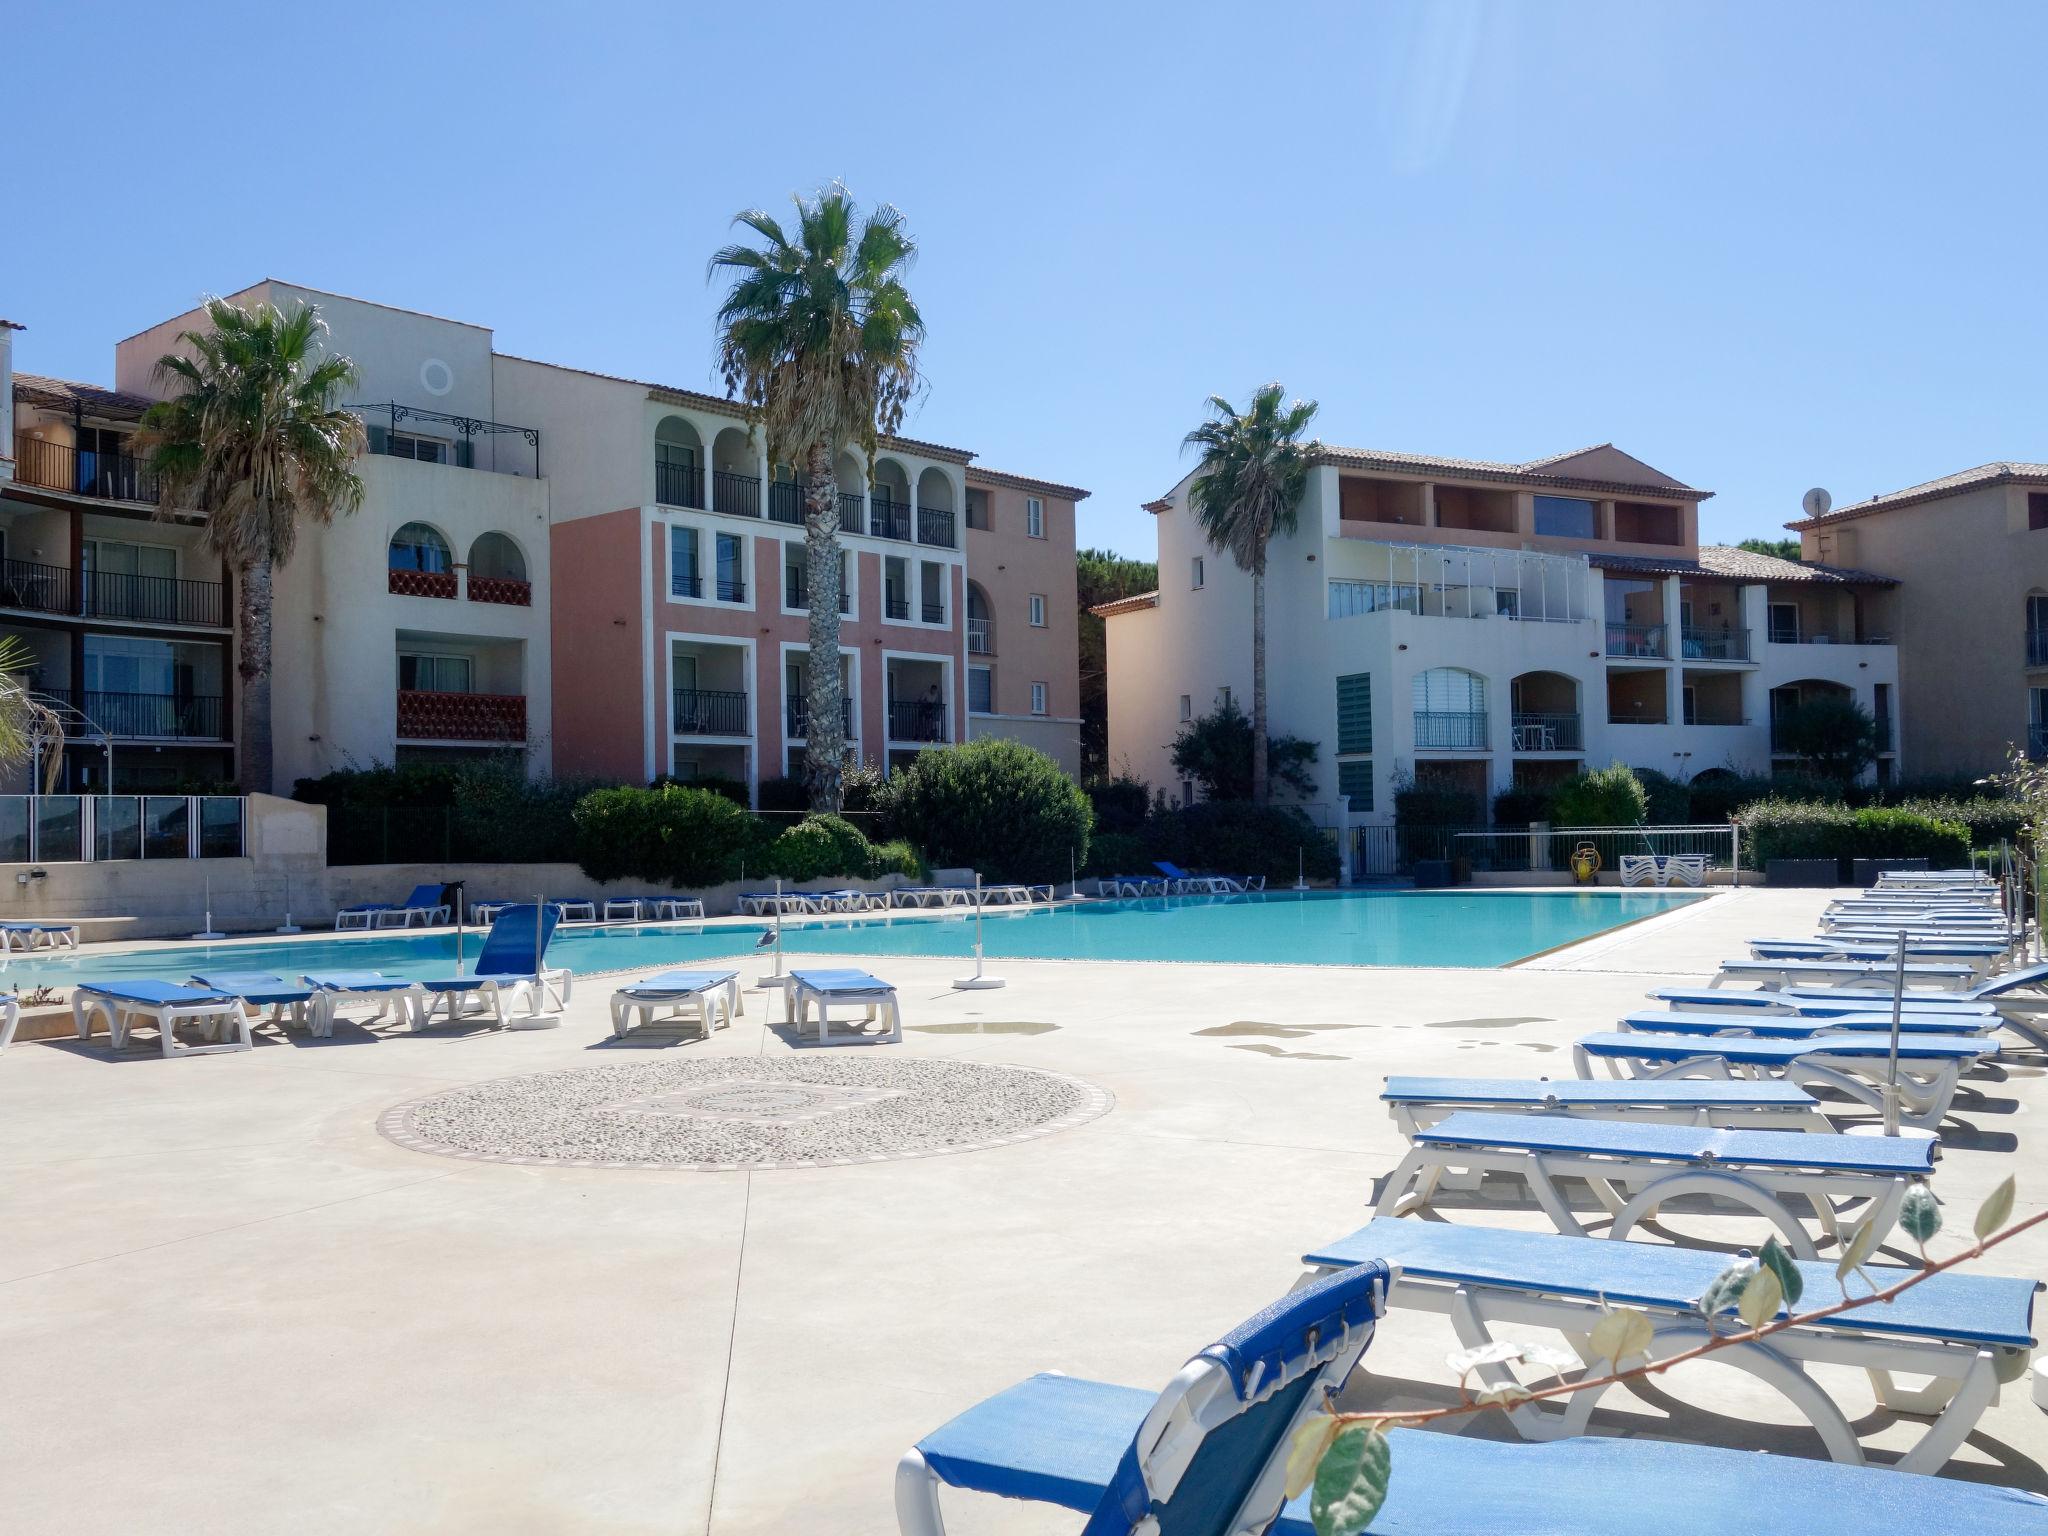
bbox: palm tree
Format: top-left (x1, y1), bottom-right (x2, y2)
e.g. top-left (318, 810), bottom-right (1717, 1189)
top-left (137, 299), bottom-right (365, 793)
top-left (0, 635), bottom-right (61, 789)
top-left (1182, 384), bottom-right (1321, 806)
top-left (709, 185), bottom-right (924, 811)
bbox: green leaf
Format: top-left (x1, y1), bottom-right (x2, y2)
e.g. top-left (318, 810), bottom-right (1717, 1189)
top-left (1756, 1236), bottom-right (1804, 1310)
top-left (1311, 1425), bottom-right (1392, 1536)
top-left (1899, 1184), bottom-right (1942, 1246)
top-left (1588, 1306), bottom-right (1655, 1367)
top-left (1698, 1260), bottom-right (1757, 1321)
top-left (1737, 1265), bottom-right (1784, 1330)
top-left (1835, 1212), bottom-right (1886, 1284)
top-left (1285, 1414), bottom-right (1338, 1501)
top-left (1976, 1174), bottom-right (2016, 1241)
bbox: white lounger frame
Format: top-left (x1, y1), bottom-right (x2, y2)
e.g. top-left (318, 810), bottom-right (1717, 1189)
top-left (609, 974), bottom-right (740, 1040)
top-left (72, 989), bottom-right (252, 1058)
top-left (787, 978), bottom-right (901, 1045)
top-left (0, 994), bottom-right (20, 1047)
top-left (1574, 1038), bottom-right (1977, 1132)
top-left (0, 922), bottom-right (80, 952)
top-left (413, 969), bottom-right (572, 1031)
top-left (1385, 1091), bottom-right (1828, 1136)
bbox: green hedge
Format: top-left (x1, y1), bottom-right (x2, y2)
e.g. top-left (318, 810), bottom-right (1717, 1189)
top-left (294, 763), bottom-right (592, 865)
top-left (573, 790), bottom-right (915, 888)
top-left (1740, 800), bottom-right (1971, 869)
top-left (1081, 802), bottom-right (1340, 884)
top-left (1551, 763), bottom-right (1649, 827)
top-left (886, 738), bottom-right (1091, 884)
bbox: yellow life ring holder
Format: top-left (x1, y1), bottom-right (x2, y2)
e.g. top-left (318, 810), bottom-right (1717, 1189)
top-left (1570, 842), bottom-right (1602, 884)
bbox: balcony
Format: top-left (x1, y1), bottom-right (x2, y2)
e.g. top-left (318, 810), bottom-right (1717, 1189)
top-left (884, 595), bottom-right (910, 621)
top-left (1680, 626), bottom-right (1751, 662)
top-left (1509, 712), bottom-right (1581, 751)
top-left (1413, 710), bottom-right (1488, 750)
top-left (967, 617), bottom-right (994, 655)
top-left (0, 557), bottom-right (226, 626)
top-left (921, 601), bottom-right (946, 624)
top-left (13, 435), bottom-right (158, 504)
top-left (355, 402), bottom-right (541, 478)
top-left (783, 572), bottom-right (852, 616)
top-left (468, 575), bottom-right (532, 607)
top-left (77, 690), bottom-right (225, 740)
top-left (916, 506), bottom-right (956, 548)
top-left (396, 689), bottom-right (526, 743)
top-left (767, 480), bottom-right (805, 527)
top-left (1606, 622), bottom-right (1667, 659)
top-left (673, 688), bottom-right (749, 735)
top-left (2030, 630), bottom-right (2048, 668)
top-left (870, 497), bottom-right (913, 542)
top-left (0, 558), bottom-right (75, 616)
top-left (888, 699), bottom-right (947, 742)
top-left (1767, 626), bottom-right (1884, 647)
top-left (1327, 542), bottom-right (1594, 623)
top-left (389, 567), bottom-right (458, 599)
top-left (712, 469), bottom-right (762, 519)
top-left (656, 461), bottom-right (705, 510)
top-left (786, 697), bottom-right (853, 738)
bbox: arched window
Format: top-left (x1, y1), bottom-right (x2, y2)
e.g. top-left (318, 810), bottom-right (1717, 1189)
top-left (1413, 668), bottom-right (1487, 750)
top-left (469, 532), bottom-right (527, 583)
top-left (389, 522), bottom-right (451, 572)
top-left (654, 416), bottom-right (704, 508)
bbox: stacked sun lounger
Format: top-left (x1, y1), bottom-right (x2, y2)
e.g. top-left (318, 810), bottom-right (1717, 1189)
top-left (896, 869), bottom-right (2045, 1526)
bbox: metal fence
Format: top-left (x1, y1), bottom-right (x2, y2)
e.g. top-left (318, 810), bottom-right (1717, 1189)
top-left (0, 794), bottom-right (245, 863)
top-left (1353, 821), bottom-right (1738, 879)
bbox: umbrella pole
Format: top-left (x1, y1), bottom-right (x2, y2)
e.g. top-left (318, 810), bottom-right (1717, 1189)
top-left (1882, 930), bottom-right (1905, 1137)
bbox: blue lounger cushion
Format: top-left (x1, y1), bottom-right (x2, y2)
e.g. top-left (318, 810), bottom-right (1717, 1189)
top-left (1381, 1075), bottom-right (1819, 1111)
top-left (790, 967), bottom-right (891, 994)
top-left (1720, 959), bottom-right (1978, 982)
top-left (616, 969), bottom-right (739, 996)
top-left (0, 920), bottom-right (73, 932)
top-left (915, 1377), bottom-right (2048, 1534)
top-left (1752, 938), bottom-right (2008, 958)
top-left (1414, 1109), bottom-right (1936, 1175)
top-left (1652, 987), bottom-right (1998, 1015)
top-left (78, 980), bottom-right (233, 1006)
top-left (189, 971), bottom-right (313, 1005)
top-left (1305, 1218), bottom-right (2038, 1350)
top-left (1623, 1009), bottom-right (1991, 1038)
top-left (1579, 1029), bottom-right (1990, 1064)
top-left (302, 971), bottom-right (415, 992)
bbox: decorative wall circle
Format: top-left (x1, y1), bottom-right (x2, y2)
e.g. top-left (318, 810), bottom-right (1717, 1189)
top-left (379, 1056), bottom-right (1111, 1171)
top-left (419, 358), bottom-right (454, 397)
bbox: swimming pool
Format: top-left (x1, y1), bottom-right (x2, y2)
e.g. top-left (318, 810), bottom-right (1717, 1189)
top-left (0, 889), bottom-right (1702, 987)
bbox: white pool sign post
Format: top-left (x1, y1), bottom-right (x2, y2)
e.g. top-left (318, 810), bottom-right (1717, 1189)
top-left (1294, 848), bottom-right (1309, 892)
top-left (1882, 931), bottom-right (1906, 1137)
top-left (192, 874), bottom-right (224, 940)
top-left (275, 872), bottom-right (302, 935)
top-left (953, 873), bottom-right (1006, 991)
top-left (756, 878), bottom-right (787, 987)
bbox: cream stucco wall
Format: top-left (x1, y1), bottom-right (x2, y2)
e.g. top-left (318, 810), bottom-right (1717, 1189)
top-left (964, 476), bottom-right (1081, 773)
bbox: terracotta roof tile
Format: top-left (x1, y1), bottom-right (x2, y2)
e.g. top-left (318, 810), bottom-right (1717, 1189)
top-left (1788, 462), bottom-right (2048, 529)
top-left (13, 372), bottom-right (156, 420)
top-left (1090, 590), bottom-right (1159, 618)
top-left (966, 465), bottom-right (1089, 501)
top-left (1589, 545), bottom-right (1896, 587)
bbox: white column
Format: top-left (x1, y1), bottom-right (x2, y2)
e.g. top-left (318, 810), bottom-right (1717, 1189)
top-left (1662, 575), bottom-right (1685, 726)
top-left (0, 321), bottom-right (17, 482)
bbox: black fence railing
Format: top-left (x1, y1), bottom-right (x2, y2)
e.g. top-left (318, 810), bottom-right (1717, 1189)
top-left (884, 595), bottom-right (910, 620)
top-left (1681, 626), bottom-right (1751, 662)
top-left (673, 572), bottom-right (703, 598)
top-left (784, 572), bottom-right (852, 615)
top-left (673, 688), bottom-right (749, 735)
top-left (1509, 712), bottom-right (1581, 751)
top-left (655, 460), bottom-right (704, 509)
top-left (888, 700), bottom-right (946, 741)
top-left (768, 480), bottom-right (806, 525)
top-left (839, 491), bottom-right (865, 531)
top-left (921, 601), bottom-right (946, 624)
top-left (1606, 622), bottom-right (1667, 659)
top-left (81, 690), bottom-right (225, 739)
top-left (1413, 710), bottom-right (1488, 750)
top-left (712, 469), bottom-right (762, 518)
top-left (786, 698), bottom-right (853, 738)
top-left (715, 577), bottom-right (747, 602)
top-left (870, 498), bottom-right (913, 541)
top-left (917, 506), bottom-right (956, 547)
top-left (0, 557), bottom-right (76, 615)
top-left (85, 569), bottom-right (226, 626)
top-left (12, 436), bottom-right (159, 503)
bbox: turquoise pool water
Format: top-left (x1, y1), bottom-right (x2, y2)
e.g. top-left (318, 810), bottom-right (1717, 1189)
top-left (0, 890), bottom-right (1700, 987)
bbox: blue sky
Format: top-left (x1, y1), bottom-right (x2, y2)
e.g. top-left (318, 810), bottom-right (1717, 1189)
top-left (7, 2), bottom-right (2043, 558)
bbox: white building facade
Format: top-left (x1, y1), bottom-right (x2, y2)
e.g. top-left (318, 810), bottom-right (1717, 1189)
top-left (1102, 445), bottom-right (1902, 824)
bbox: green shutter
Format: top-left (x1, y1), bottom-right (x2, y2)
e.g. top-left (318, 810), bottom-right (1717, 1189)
top-left (1336, 673), bottom-right (1372, 755)
top-left (1338, 759), bottom-right (1374, 812)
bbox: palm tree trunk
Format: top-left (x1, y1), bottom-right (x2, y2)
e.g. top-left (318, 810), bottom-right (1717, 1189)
top-left (1250, 564), bottom-right (1269, 806)
top-left (237, 554), bottom-right (274, 794)
top-left (801, 441), bottom-right (846, 813)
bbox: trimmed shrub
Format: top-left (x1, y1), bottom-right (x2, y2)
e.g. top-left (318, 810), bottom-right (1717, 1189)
top-left (887, 738), bottom-right (1091, 884)
top-left (572, 785), bottom-right (765, 887)
top-left (1894, 797), bottom-right (2027, 850)
top-left (1085, 774), bottom-right (1152, 835)
top-left (755, 775), bottom-right (810, 814)
top-left (1147, 801), bottom-right (1341, 884)
top-left (1740, 799), bottom-right (1970, 869)
top-left (648, 773), bottom-right (750, 807)
top-left (869, 838), bottom-right (924, 880)
top-left (766, 814), bottom-right (879, 883)
top-left (1551, 763), bottom-right (1648, 828)
top-left (1395, 781), bottom-right (1481, 827)
top-left (1082, 829), bottom-right (1151, 879)
top-left (1634, 767), bottom-right (1692, 825)
top-left (1491, 782), bottom-right (1558, 827)
top-left (295, 762), bottom-right (591, 865)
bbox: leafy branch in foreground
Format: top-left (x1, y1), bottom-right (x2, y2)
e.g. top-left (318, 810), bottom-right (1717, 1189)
top-left (1293, 1176), bottom-right (2031, 1536)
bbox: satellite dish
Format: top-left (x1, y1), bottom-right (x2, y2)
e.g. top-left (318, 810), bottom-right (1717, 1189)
top-left (1801, 487), bottom-right (1832, 519)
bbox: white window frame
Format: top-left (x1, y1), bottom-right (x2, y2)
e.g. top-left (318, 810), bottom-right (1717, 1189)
top-left (398, 651), bottom-right (475, 694)
top-left (1191, 556), bottom-right (1205, 590)
top-left (1178, 694), bottom-right (1192, 721)
top-left (1029, 593), bottom-right (1047, 628)
top-left (1768, 600), bottom-right (1801, 643)
top-left (1026, 497), bottom-right (1045, 538)
top-left (1030, 681), bottom-right (1047, 716)
top-left (668, 520), bottom-right (751, 609)
top-left (389, 431), bottom-right (451, 465)
top-left (968, 663), bottom-right (994, 715)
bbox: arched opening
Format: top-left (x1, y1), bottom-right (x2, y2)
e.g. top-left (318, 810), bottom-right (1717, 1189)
top-left (916, 466), bottom-right (957, 547)
top-left (871, 458), bottom-right (912, 539)
top-left (710, 426), bottom-right (758, 517)
top-left (1413, 667), bottom-right (1487, 751)
top-left (469, 532), bottom-right (527, 582)
top-left (966, 580), bottom-right (993, 655)
top-left (654, 415), bottom-right (704, 509)
top-left (1508, 671), bottom-right (1580, 752)
top-left (389, 522), bottom-right (451, 572)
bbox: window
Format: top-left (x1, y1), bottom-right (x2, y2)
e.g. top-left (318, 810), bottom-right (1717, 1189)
top-left (1218, 685), bottom-right (1233, 708)
top-left (1029, 593), bottom-right (1047, 627)
top-left (2031, 493), bottom-right (2048, 531)
top-left (1031, 681), bottom-right (1047, 715)
top-left (965, 488), bottom-right (991, 530)
top-left (1335, 674), bottom-right (1372, 755)
top-left (1026, 497), bottom-right (1045, 538)
top-left (1682, 684), bottom-right (1698, 726)
top-left (969, 666), bottom-right (993, 714)
top-left (1337, 760), bottom-right (1374, 812)
top-left (389, 522), bottom-right (452, 572)
top-left (388, 432), bottom-right (449, 465)
top-left (399, 653), bottom-right (474, 693)
top-left (1768, 601), bottom-right (1800, 643)
top-left (670, 527), bottom-right (702, 598)
top-left (1533, 495), bottom-right (1598, 539)
top-left (1178, 694), bottom-right (1192, 722)
top-left (1191, 556), bottom-right (1205, 589)
top-left (1495, 589), bottom-right (1520, 618)
top-left (1180, 778), bottom-right (1196, 808)
top-left (715, 531), bottom-right (745, 601)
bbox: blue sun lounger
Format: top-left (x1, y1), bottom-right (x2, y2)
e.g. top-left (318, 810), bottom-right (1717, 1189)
top-left (1648, 986), bottom-right (2000, 1016)
top-left (1621, 1008), bottom-right (1994, 1039)
top-left (1574, 1030), bottom-right (1992, 1129)
top-left (189, 971), bottom-right (315, 1034)
top-left (411, 903), bottom-right (572, 1030)
top-left (335, 883), bottom-right (450, 931)
top-left (894, 1271), bottom-right (2048, 1535)
top-left (609, 968), bottom-right (742, 1040)
top-left (1301, 1218), bottom-right (2039, 1476)
top-left (1748, 936), bottom-right (2007, 969)
top-left (1713, 957), bottom-right (1977, 991)
top-left (1375, 1109), bottom-right (1932, 1258)
top-left (787, 967), bottom-right (901, 1044)
top-left (0, 919), bottom-right (80, 952)
top-left (896, 1262), bottom-right (1387, 1536)
top-left (1381, 1075), bottom-right (1826, 1134)
top-left (70, 980), bottom-right (250, 1058)
top-left (301, 971), bottom-right (419, 1035)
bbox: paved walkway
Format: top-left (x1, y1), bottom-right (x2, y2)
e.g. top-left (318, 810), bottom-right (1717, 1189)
top-left (1, 887), bottom-right (2042, 1532)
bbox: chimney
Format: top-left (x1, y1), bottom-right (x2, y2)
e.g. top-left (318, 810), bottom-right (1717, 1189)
top-left (0, 320), bottom-right (19, 483)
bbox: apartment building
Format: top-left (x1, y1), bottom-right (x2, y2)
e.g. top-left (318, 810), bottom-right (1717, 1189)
top-left (1792, 462), bottom-right (2048, 775)
top-left (964, 467), bottom-right (1086, 770)
top-left (1101, 443), bottom-right (1902, 821)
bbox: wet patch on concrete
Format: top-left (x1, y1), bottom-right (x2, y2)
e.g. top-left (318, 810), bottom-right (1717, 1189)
top-left (908, 1021), bottom-right (1060, 1036)
top-left (1424, 1017), bottom-right (1549, 1030)
top-left (1196, 1021), bottom-right (1363, 1039)
top-left (1226, 1043), bottom-right (1349, 1062)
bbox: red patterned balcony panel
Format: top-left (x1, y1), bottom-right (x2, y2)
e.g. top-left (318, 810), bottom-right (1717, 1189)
top-left (388, 567), bottom-right (458, 599)
top-left (396, 689), bottom-right (527, 742)
top-left (468, 575), bottom-right (532, 606)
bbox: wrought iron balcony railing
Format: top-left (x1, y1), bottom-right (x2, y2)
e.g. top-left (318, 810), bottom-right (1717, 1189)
top-left (1680, 626), bottom-right (1751, 662)
top-left (711, 469), bottom-right (761, 519)
top-left (870, 498), bottom-right (912, 542)
top-left (888, 699), bottom-right (947, 742)
top-left (1605, 622), bottom-right (1667, 659)
top-left (967, 617), bottom-right (994, 655)
top-left (917, 506), bottom-right (956, 548)
top-left (82, 690), bottom-right (225, 740)
top-left (786, 698), bottom-right (853, 739)
top-left (396, 689), bottom-right (526, 743)
top-left (1509, 712), bottom-right (1581, 751)
top-left (1413, 710), bottom-right (1488, 750)
top-left (673, 688), bottom-right (749, 735)
top-left (656, 460), bottom-right (704, 510)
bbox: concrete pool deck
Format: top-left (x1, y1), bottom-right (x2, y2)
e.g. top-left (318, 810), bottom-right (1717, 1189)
top-left (1, 885), bottom-right (2043, 1532)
